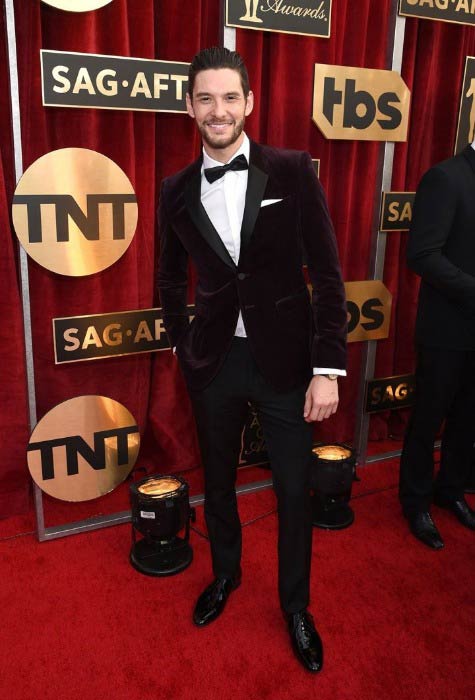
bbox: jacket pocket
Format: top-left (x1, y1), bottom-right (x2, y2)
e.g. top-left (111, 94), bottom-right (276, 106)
top-left (275, 286), bottom-right (309, 311)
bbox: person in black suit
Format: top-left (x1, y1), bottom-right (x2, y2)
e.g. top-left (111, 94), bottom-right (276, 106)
top-left (399, 144), bottom-right (475, 549)
top-left (157, 47), bottom-right (347, 672)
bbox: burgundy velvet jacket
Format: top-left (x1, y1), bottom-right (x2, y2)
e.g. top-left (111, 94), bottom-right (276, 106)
top-left (157, 140), bottom-right (347, 392)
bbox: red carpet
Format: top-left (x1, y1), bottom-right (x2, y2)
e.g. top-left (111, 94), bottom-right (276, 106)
top-left (1, 460), bottom-right (474, 700)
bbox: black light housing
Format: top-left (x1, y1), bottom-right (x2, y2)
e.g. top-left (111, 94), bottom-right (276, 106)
top-left (129, 473), bottom-right (194, 576)
top-left (310, 444), bottom-right (357, 530)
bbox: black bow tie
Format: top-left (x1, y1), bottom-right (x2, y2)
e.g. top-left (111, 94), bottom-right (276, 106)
top-left (204, 154), bottom-right (249, 183)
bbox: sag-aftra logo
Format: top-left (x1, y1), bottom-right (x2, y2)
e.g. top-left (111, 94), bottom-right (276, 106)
top-left (365, 374), bottom-right (416, 413)
top-left (380, 192), bottom-right (415, 231)
top-left (12, 148), bottom-right (138, 276)
top-left (313, 64), bottom-right (410, 141)
top-left (41, 0), bottom-right (114, 11)
top-left (399, 0), bottom-right (475, 27)
top-left (41, 51), bottom-right (189, 113)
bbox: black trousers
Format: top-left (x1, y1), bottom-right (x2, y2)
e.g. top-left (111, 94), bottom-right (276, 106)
top-left (399, 346), bottom-right (475, 515)
top-left (190, 338), bottom-right (314, 614)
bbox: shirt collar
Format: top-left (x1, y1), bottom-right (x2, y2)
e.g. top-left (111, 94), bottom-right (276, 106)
top-left (202, 133), bottom-right (250, 170)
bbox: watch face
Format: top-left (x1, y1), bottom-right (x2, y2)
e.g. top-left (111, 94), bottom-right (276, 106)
top-left (326, 374), bottom-right (338, 380)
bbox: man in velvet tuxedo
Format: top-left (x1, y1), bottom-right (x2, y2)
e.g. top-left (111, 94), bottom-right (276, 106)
top-left (399, 144), bottom-right (475, 549)
top-left (157, 48), bottom-right (347, 673)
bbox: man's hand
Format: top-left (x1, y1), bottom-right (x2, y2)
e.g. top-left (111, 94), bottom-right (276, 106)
top-left (303, 375), bottom-right (339, 423)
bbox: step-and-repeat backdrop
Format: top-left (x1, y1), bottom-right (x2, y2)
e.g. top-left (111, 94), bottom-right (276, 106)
top-left (4, 0), bottom-right (475, 516)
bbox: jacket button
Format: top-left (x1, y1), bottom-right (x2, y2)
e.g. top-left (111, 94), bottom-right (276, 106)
top-left (237, 272), bottom-right (249, 281)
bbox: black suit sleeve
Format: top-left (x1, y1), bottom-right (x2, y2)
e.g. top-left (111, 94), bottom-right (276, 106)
top-left (298, 152), bottom-right (347, 370)
top-left (408, 166), bottom-right (475, 316)
top-left (157, 180), bottom-right (190, 347)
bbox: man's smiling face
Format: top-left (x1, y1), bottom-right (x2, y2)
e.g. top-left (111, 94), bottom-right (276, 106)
top-left (186, 68), bottom-right (254, 162)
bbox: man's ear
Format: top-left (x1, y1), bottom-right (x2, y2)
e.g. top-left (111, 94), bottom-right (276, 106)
top-left (245, 90), bottom-right (254, 117)
top-left (186, 93), bottom-right (195, 119)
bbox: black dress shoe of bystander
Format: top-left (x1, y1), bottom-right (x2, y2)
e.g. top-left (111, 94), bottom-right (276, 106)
top-left (406, 511), bottom-right (444, 549)
top-left (433, 496), bottom-right (475, 530)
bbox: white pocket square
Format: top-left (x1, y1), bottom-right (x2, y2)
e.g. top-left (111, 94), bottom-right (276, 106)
top-left (260, 198), bottom-right (283, 208)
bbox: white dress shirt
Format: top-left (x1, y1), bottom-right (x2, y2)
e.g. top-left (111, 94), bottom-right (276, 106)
top-left (201, 135), bottom-right (249, 337)
top-left (200, 134), bottom-right (345, 377)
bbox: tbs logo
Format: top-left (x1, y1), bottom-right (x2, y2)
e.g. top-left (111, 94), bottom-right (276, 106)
top-left (313, 64), bottom-right (410, 142)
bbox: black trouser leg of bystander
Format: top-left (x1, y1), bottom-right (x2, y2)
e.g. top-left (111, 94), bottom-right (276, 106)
top-left (435, 351), bottom-right (475, 502)
top-left (399, 346), bottom-right (475, 515)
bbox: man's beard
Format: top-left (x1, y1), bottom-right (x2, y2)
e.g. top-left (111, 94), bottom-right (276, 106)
top-left (198, 116), bottom-right (245, 151)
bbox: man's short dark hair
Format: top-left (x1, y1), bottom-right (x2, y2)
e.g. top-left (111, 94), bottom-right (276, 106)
top-left (188, 47), bottom-right (250, 98)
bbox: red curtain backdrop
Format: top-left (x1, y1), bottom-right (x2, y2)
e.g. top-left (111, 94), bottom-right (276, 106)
top-left (1, 0), bottom-right (475, 518)
top-left (0, 0), bottom-right (220, 519)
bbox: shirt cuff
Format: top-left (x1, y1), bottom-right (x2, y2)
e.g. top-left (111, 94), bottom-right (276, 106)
top-left (313, 368), bottom-right (347, 377)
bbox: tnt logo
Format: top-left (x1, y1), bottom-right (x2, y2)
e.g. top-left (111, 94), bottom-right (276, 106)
top-left (313, 64), bottom-right (410, 142)
top-left (27, 395), bottom-right (140, 502)
top-left (12, 148), bottom-right (138, 276)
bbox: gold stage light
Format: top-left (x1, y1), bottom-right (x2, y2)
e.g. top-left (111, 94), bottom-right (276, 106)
top-left (129, 474), bottom-right (194, 576)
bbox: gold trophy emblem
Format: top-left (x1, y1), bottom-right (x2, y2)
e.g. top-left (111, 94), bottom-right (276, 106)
top-left (240, 0), bottom-right (263, 22)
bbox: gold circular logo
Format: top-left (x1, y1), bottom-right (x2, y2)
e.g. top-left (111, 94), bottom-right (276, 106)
top-left (27, 395), bottom-right (140, 502)
top-left (41, 1), bottom-right (114, 11)
top-left (12, 148), bottom-right (138, 276)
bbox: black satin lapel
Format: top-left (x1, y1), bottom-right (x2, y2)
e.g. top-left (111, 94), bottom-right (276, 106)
top-left (184, 171), bottom-right (236, 269)
top-left (240, 163), bottom-right (268, 255)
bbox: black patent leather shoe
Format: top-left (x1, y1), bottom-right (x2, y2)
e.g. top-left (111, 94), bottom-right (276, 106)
top-left (434, 496), bottom-right (475, 530)
top-left (407, 511), bottom-right (444, 549)
top-left (287, 610), bottom-right (323, 673)
top-left (193, 575), bottom-right (241, 626)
